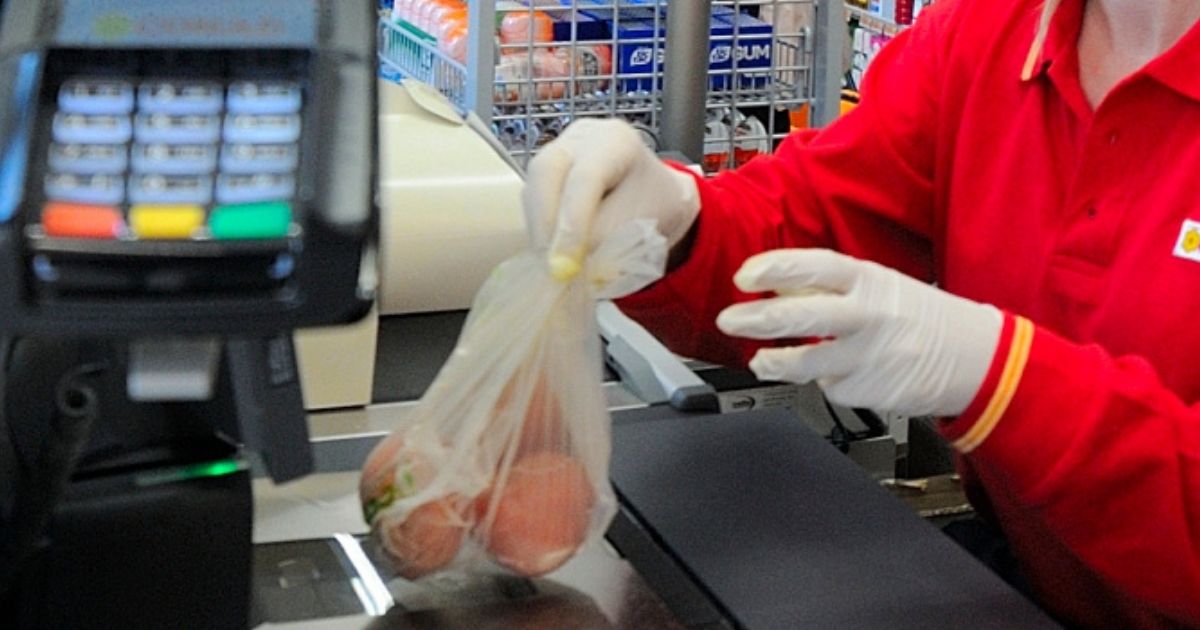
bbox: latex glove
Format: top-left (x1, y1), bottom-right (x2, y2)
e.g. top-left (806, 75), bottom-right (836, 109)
top-left (522, 118), bottom-right (700, 281)
top-left (716, 249), bottom-right (1003, 417)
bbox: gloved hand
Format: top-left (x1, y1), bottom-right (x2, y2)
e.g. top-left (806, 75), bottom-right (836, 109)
top-left (716, 249), bottom-right (1003, 417)
top-left (522, 118), bottom-right (701, 281)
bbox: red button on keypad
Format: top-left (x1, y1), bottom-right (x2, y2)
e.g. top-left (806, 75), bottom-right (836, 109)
top-left (42, 202), bottom-right (124, 239)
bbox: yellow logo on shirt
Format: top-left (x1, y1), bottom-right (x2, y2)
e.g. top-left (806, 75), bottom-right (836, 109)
top-left (1174, 219), bottom-right (1200, 262)
top-left (1184, 228), bottom-right (1200, 253)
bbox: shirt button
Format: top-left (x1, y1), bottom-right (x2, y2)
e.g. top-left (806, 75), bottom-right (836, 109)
top-left (1108, 132), bottom-right (1119, 145)
top-left (1086, 206), bottom-right (1098, 219)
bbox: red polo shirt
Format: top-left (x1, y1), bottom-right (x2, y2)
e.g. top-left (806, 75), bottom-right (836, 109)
top-left (616, 0), bottom-right (1200, 626)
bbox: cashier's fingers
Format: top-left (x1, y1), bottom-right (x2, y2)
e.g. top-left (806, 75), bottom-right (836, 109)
top-left (546, 122), bottom-right (644, 279)
top-left (716, 294), bottom-right (867, 340)
top-left (733, 249), bottom-right (862, 295)
top-left (748, 343), bottom-right (855, 387)
top-left (523, 142), bottom-right (575, 250)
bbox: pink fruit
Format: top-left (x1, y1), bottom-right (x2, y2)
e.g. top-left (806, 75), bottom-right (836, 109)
top-left (378, 494), bottom-right (469, 580)
top-left (476, 452), bottom-right (595, 577)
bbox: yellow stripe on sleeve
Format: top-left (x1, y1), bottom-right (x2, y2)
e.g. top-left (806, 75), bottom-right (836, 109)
top-left (953, 317), bottom-right (1034, 454)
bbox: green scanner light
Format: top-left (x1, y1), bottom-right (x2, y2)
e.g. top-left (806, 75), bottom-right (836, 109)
top-left (135, 459), bottom-right (245, 487)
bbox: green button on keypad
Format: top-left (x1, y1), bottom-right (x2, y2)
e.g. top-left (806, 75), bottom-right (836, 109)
top-left (209, 202), bottom-right (292, 239)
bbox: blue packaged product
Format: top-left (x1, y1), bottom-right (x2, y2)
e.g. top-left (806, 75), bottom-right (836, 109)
top-left (607, 9), bottom-right (772, 94)
top-left (581, 5), bottom-right (659, 27)
top-left (714, 12), bottom-right (774, 89)
top-left (609, 18), bottom-right (659, 93)
top-left (536, 8), bottom-right (609, 42)
top-left (702, 15), bottom-right (737, 91)
top-left (610, 15), bottom-right (737, 93)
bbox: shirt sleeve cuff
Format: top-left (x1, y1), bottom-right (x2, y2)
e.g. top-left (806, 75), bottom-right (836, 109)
top-left (940, 313), bottom-right (1035, 454)
top-left (615, 164), bottom-right (768, 367)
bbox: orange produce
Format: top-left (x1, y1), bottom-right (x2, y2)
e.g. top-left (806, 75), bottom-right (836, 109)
top-left (494, 372), bottom-right (567, 457)
top-left (359, 433), bottom-right (437, 513)
top-left (439, 24), bottom-right (469, 64)
top-left (476, 452), bottom-right (595, 577)
top-left (378, 494), bottom-right (469, 580)
top-left (360, 434), bottom-right (468, 580)
top-left (416, 0), bottom-right (462, 32)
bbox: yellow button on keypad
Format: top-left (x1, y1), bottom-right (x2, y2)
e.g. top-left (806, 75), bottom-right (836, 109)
top-left (129, 204), bottom-right (205, 239)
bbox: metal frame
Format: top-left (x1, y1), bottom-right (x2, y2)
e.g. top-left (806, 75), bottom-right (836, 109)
top-left (811, 0), bottom-right (845, 126)
top-left (660, 0), bottom-right (712, 163)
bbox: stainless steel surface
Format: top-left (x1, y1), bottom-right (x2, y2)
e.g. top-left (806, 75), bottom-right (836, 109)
top-left (254, 535), bottom-right (685, 629)
top-left (660, 0), bottom-right (713, 163)
top-left (309, 381), bottom-right (645, 440)
top-left (811, 0), bottom-right (847, 126)
top-left (253, 429), bottom-right (683, 630)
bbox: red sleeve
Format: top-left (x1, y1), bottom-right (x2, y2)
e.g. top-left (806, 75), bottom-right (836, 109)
top-left (942, 314), bottom-right (1200, 626)
top-left (616, 2), bottom-right (965, 366)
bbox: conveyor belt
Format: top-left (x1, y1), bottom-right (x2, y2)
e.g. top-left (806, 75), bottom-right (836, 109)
top-left (608, 407), bottom-right (1058, 629)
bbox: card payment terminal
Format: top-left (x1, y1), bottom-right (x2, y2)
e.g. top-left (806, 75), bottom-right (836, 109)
top-left (0, 0), bottom-right (375, 335)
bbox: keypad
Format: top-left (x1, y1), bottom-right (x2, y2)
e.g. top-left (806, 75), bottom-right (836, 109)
top-left (57, 78), bottom-right (135, 116)
top-left (137, 81), bottom-right (224, 115)
top-left (39, 78), bottom-right (300, 241)
top-left (131, 144), bottom-right (218, 175)
top-left (49, 143), bottom-right (128, 174)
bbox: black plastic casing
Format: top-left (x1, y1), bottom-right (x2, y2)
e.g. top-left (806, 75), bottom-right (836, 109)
top-left (0, 0), bottom-right (377, 337)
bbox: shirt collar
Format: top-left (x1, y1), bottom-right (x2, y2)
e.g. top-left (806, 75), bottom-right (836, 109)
top-left (1021, 0), bottom-right (1200, 103)
top-left (1144, 16), bottom-right (1200, 102)
top-left (1020, 0), bottom-right (1084, 83)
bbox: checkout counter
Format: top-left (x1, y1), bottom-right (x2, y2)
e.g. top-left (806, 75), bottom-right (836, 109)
top-left (0, 1), bottom-right (1057, 627)
top-left (258, 81), bottom-right (1059, 629)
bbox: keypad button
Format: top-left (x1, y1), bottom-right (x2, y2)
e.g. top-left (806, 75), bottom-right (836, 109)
top-left (128, 174), bottom-right (214, 206)
top-left (129, 204), bottom-right (206, 239)
top-left (41, 202), bottom-right (125, 239)
top-left (134, 113), bottom-right (222, 144)
top-left (210, 202), bottom-right (292, 240)
top-left (48, 143), bottom-right (128, 174)
top-left (131, 143), bottom-right (218, 175)
top-left (45, 173), bottom-right (125, 206)
top-left (219, 143), bottom-right (298, 174)
top-left (226, 81), bottom-right (302, 115)
top-left (58, 78), bottom-right (135, 115)
top-left (223, 114), bottom-right (301, 144)
top-left (216, 173), bottom-right (295, 205)
top-left (52, 113), bottom-right (133, 144)
top-left (138, 80), bottom-right (224, 115)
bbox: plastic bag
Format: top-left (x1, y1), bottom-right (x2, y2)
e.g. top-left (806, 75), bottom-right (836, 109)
top-left (359, 220), bottom-right (667, 580)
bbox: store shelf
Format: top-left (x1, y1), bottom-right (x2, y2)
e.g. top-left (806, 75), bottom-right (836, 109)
top-left (844, 4), bottom-right (906, 36)
top-left (378, 1), bottom-right (828, 172)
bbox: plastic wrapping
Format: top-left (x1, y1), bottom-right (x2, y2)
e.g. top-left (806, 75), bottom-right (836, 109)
top-left (499, 10), bottom-right (554, 46)
top-left (360, 220), bottom-right (667, 580)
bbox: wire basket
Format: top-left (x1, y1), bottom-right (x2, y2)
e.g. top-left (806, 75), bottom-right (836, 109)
top-left (378, 1), bottom-right (819, 173)
top-left (379, 17), bottom-right (468, 106)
